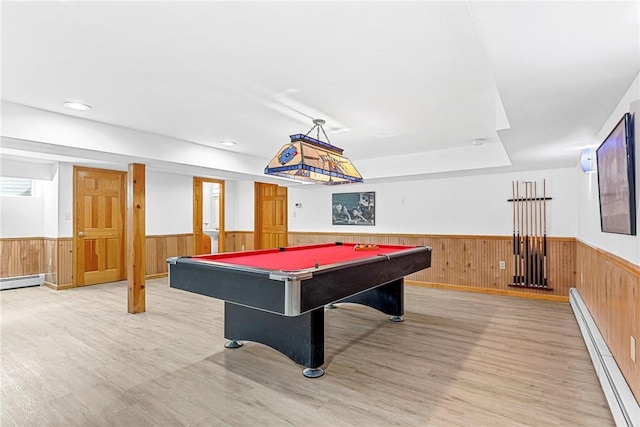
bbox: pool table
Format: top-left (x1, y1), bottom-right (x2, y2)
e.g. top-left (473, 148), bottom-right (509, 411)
top-left (167, 242), bottom-right (432, 377)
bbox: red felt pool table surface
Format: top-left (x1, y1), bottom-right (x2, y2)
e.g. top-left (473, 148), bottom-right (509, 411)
top-left (190, 243), bottom-right (415, 271)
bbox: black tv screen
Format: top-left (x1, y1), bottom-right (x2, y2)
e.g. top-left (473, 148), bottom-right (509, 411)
top-left (596, 112), bottom-right (636, 235)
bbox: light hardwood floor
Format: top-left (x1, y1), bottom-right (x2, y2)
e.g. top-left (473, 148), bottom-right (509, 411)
top-left (1, 279), bottom-right (613, 426)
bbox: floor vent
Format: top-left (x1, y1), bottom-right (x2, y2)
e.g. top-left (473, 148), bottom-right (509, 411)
top-left (0, 274), bottom-right (45, 290)
top-left (570, 288), bottom-right (640, 427)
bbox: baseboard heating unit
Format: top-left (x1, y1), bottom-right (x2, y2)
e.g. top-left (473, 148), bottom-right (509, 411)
top-left (570, 288), bottom-right (640, 427)
top-left (0, 274), bottom-right (45, 290)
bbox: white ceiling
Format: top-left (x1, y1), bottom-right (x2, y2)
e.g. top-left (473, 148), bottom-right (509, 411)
top-left (1, 1), bottom-right (639, 183)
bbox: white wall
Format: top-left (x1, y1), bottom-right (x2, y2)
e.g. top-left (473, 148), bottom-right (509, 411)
top-left (43, 168), bottom-right (59, 238)
top-left (0, 180), bottom-right (45, 238)
top-left (0, 162), bottom-right (72, 238)
top-left (0, 163), bottom-right (238, 238)
top-left (146, 170), bottom-right (192, 235)
top-left (232, 180), bottom-right (255, 231)
top-left (576, 73), bottom-right (640, 265)
top-left (224, 180), bottom-right (237, 231)
top-left (0, 158), bottom-right (56, 180)
top-left (57, 163), bottom-right (74, 237)
top-left (0, 160), bottom-right (55, 238)
top-left (288, 168), bottom-right (577, 236)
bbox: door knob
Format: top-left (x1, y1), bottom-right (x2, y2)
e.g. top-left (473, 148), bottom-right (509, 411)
top-left (78, 231), bottom-right (84, 237)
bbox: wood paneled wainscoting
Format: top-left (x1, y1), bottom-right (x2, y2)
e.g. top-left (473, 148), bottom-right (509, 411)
top-left (1, 235), bottom-right (193, 288)
top-left (56, 238), bottom-right (73, 288)
top-left (44, 237), bottom-right (73, 289)
top-left (576, 240), bottom-right (640, 403)
top-left (224, 231), bottom-right (255, 253)
top-left (284, 232), bottom-right (575, 301)
top-left (2, 233), bottom-right (575, 301)
top-left (43, 238), bottom-right (56, 285)
top-left (145, 234), bottom-right (193, 278)
top-left (58, 234), bottom-right (192, 283)
top-left (0, 238), bottom-right (43, 278)
top-left (1, 237), bottom-right (74, 290)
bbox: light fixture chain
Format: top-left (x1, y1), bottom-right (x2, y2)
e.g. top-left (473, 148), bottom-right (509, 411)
top-left (319, 124), bottom-right (332, 145)
top-left (303, 119), bottom-right (332, 144)
top-left (305, 123), bottom-right (318, 137)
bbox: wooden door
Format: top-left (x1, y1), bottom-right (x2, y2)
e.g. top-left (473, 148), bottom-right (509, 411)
top-left (254, 182), bottom-right (287, 249)
top-left (74, 167), bottom-right (126, 286)
top-left (193, 178), bottom-right (225, 255)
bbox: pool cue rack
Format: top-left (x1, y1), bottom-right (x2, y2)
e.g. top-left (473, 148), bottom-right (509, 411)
top-left (508, 179), bottom-right (553, 290)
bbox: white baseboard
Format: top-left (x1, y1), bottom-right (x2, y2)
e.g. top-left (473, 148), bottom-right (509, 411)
top-left (570, 288), bottom-right (640, 427)
top-left (0, 274), bottom-right (44, 290)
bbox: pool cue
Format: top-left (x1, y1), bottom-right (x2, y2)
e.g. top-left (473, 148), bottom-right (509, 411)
top-left (532, 181), bottom-right (536, 286)
top-left (512, 181), bottom-right (516, 284)
top-left (543, 179), bottom-right (548, 287)
top-left (528, 181), bottom-right (534, 286)
top-left (529, 181), bottom-right (534, 286)
top-left (517, 181), bottom-right (522, 283)
top-left (511, 181), bottom-right (518, 283)
top-left (538, 181), bottom-right (543, 286)
top-left (519, 181), bottom-right (523, 284)
top-left (524, 182), bottom-right (530, 285)
top-left (535, 181), bottom-right (540, 286)
top-left (529, 181), bottom-right (536, 285)
top-left (514, 181), bottom-right (519, 283)
top-left (538, 181), bottom-right (544, 287)
top-left (516, 181), bottom-right (521, 283)
top-left (519, 181), bottom-right (524, 284)
top-left (520, 181), bottom-right (527, 285)
top-left (533, 181), bottom-right (537, 285)
top-left (535, 181), bottom-right (542, 286)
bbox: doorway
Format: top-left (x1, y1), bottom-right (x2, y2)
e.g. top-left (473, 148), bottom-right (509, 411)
top-left (73, 166), bottom-right (126, 286)
top-left (193, 178), bottom-right (225, 255)
top-left (254, 182), bottom-right (288, 249)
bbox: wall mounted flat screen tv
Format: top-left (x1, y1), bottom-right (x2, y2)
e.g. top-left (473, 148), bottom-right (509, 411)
top-left (596, 112), bottom-right (636, 235)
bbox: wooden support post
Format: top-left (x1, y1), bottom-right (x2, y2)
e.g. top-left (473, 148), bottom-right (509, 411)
top-left (127, 163), bottom-right (146, 313)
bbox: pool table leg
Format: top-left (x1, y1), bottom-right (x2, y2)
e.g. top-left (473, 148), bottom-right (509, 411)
top-left (336, 278), bottom-right (404, 321)
top-left (224, 302), bottom-right (325, 378)
top-left (224, 340), bottom-right (243, 348)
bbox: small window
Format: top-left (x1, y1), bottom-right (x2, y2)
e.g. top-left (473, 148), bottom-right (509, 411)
top-left (0, 177), bottom-right (34, 196)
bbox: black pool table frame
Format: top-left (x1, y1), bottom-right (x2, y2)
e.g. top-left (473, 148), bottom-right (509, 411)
top-left (167, 243), bottom-right (432, 377)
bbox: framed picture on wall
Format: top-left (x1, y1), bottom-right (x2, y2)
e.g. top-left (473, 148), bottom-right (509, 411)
top-left (596, 112), bottom-right (636, 235)
top-left (332, 192), bottom-right (375, 225)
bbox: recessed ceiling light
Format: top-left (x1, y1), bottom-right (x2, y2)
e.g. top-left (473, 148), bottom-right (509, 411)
top-left (63, 101), bottom-right (92, 111)
top-left (471, 138), bottom-right (485, 146)
top-left (220, 141), bottom-right (236, 147)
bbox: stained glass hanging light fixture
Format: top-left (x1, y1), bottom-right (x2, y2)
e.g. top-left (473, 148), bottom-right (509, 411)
top-left (264, 119), bottom-right (363, 185)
